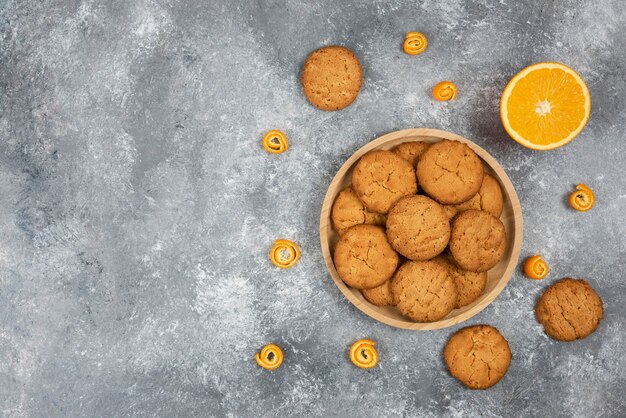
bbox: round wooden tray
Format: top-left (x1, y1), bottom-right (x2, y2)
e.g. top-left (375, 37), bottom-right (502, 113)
top-left (319, 128), bottom-right (523, 330)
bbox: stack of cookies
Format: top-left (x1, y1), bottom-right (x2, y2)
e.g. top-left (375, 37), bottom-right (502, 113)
top-left (331, 139), bottom-right (507, 322)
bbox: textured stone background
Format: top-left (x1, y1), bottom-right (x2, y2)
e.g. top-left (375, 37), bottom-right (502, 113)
top-left (1, 0), bottom-right (625, 416)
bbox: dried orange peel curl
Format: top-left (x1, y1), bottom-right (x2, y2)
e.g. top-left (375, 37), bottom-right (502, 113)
top-left (263, 130), bottom-right (289, 154)
top-left (433, 81), bottom-right (457, 101)
top-left (349, 339), bottom-right (378, 369)
top-left (269, 239), bottom-right (301, 269)
top-left (569, 184), bottom-right (595, 212)
top-left (523, 255), bottom-right (549, 280)
top-left (255, 344), bottom-right (283, 371)
top-left (403, 32), bottom-right (428, 55)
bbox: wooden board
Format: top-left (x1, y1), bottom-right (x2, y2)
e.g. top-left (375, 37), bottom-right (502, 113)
top-left (319, 128), bottom-right (524, 330)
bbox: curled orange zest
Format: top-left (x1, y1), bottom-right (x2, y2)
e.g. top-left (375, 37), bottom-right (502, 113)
top-left (349, 339), bottom-right (378, 369)
top-left (263, 130), bottom-right (289, 154)
top-left (403, 32), bottom-right (428, 55)
top-left (569, 184), bottom-right (595, 212)
top-left (255, 344), bottom-right (283, 370)
top-left (523, 255), bottom-right (549, 280)
top-left (269, 239), bottom-right (300, 269)
top-left (432, 81), bottom-right (457, 101)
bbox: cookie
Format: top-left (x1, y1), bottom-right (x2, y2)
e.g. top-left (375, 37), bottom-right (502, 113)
top-left (535, 278), bottom-right (603, 341)
top-left (333, 225), bottom-right (399, 289)
top-left (444, 325), bottom-right (511, 389)
top-left (331, 187), bottom-right (386, 235)
top-left (361, 280), bottom-right (393, 307)
top-left (352, 150), bottom-right (417, 214)
top-left (449, 210), bottom-right (506, 272)
top-left (417, 140), bottom-right (484, 204)
top-left (435, 255), bottom-right (487, 308)
top-left (392, 141), bottom-right (431, 168)
top-left (443, 174), bottom-right (504, 219)
top-left (301, 46), bottom-right (362, 111)
top-left (391, 260), bottom-right (457, 322)
top-left (386, 195), bottom-right (450, 260)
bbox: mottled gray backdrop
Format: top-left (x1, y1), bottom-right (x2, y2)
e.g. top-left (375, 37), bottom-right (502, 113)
top-left (1, 0), bottom-right (625, 416)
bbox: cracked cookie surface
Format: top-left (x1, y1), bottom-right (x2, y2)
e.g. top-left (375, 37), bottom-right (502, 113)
top-left (390, 260), bottom-right (457, 322)
top-left (535, 278), bottom-right (603, 341)
top-left (392, 141), bottom-right (431, 168)
top-left (301, 45), bottom-right (362, 111)
top-left (386, 195), bottom-right (450, 260)
top-left (434, 255), bottom-right (487, 308)
top-left (443, 173), bottom-right (504, 219)
top-left (331, 187), bottom-right (386, 235)
top-left (352, 150), bottom-right (417, 214)
top-left (450, 210), bottom-right (506, 272)
top-left (444, 325), bottom-right (511, 389)
top-left (417, 139), bottom-right (484, 204)
top-left (333, 224), bottom-right (399, 289)
top-left (361, 279), bottom-right (394, 306)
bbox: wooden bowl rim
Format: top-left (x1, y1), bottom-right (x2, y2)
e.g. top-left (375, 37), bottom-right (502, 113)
top-left (319, 128), bottom-right (524, 330)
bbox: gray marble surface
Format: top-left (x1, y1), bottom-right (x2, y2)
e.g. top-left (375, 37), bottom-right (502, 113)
top-left (1, 0), bottom-right (625, 416)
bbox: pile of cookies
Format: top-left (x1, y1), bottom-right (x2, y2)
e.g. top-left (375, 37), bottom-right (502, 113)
top-left (331, 139), bottom-right (507, 322)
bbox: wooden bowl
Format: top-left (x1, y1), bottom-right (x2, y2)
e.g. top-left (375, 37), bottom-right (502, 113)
top-left (319, 128), bottom-right (523, 330)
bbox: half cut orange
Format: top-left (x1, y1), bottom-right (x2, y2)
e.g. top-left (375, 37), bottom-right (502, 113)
top-left (500, 62), bottom-right (591, 150)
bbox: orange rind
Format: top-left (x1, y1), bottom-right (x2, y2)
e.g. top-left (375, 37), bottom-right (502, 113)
top-left (349, 339), bottom-right (378, 369)
top-left (255, 344), bottom-right (283, 370)
top-left (432, 81), bottom-right (457, 101)
top-left (523, 255), bottom-right (549, 280)
top-left (269, 239), bottom-right (301, 269)
top-left (263, 130), bottom-right (289, 154)
top-left (403, 32), bottom-right (428, 55)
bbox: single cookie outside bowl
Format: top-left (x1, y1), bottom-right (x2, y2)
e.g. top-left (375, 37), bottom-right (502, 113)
top-left (386, 195), bottom-right (450, 261)
top-left (444, 325), bottom-right (511, 389)
top-left (535, 278), bottom-right (603, 341)
top-left (417, 140), bottom-right (484, 204)
top-left (443, 173), bottom-right (504, 219)
top-left (361, 280), bottom-right (393, 307)
top-left (301, 45), bottom-right (362, 111)
top-left (434, 255), bottom-right (487, 308)
top-left (391, 260), bottom-right (457, 322)
top-left (333, 225), bottom-right (399, 290)
top-left (352, 150), bottom-right (417, 214)
top-left (392, 141), bottom-right (431, 168)
top-left (331, 187), bottom-right (386, 235)
top-left (450, 210), bottom-right (506, 272)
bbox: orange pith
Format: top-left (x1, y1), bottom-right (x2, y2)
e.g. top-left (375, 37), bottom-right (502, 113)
top-left (500, 62), bottom-right (591, 150)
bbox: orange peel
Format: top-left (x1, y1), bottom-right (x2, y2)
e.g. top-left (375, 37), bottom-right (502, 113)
top-left (569, 184), bottom-right (595, 212)
top-left (403, 32), bottom-right (428, 55)
top-left (269, 239), bottom-right (300, 269)
top-left (523, 255), bottom-right (549, 280)
top-left (255, 344), bottom-right (283, 370)
top-left (263, 130), bottom-right (288, 154)
top-left (433, 81), bottom-right (457, 101)
top-left (349, 339), bottom-right (378, 369)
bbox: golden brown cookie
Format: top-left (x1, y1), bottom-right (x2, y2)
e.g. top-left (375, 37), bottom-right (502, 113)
top-left (477, 174), bottom-right (504, 217)
top-left (434, 255), bottom-right (487, 308)
top-left (443, 173), bottom-right (504, 219)
top-left (450, 210), bottom-right (506, 272)
top-left (390, 260), bottom-right (457, 322)
top-left (331, 187), bottom-right (386, 235)
top-left (444, 325), bottom-right (511, 389)
top-left (392, 141), bottom-right (431, 168)
top-left (361, 280), bottom-right (393, 307)
top-left (352, 150), bottom-right (417, 214)
top-left (333, 225), bottom-right (399, 289)
top-left (417, 140), bottom-right (484, 204)
top-left (301, 46), bottom-right (362, 111)
top-left (535, 278), bottom-right (603, 341)
top-left (386, 195), bottom-right (450, 260)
